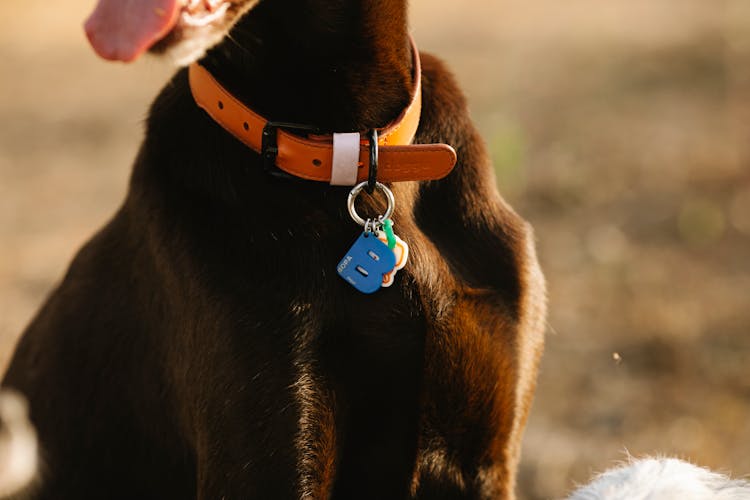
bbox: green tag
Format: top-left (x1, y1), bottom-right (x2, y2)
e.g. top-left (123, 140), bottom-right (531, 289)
top-left (383, 219), bottom-right (397, 249)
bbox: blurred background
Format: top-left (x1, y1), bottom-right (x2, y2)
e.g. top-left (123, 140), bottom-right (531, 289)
top-left (1, 0), bottom-right (748, 498)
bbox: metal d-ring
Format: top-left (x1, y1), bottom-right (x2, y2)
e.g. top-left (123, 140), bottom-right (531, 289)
top-left (347, 181), bottom-right (395, 227)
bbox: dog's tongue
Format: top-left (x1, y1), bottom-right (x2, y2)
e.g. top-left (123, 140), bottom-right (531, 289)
top-left (84, 0), bottom-right (181, 62)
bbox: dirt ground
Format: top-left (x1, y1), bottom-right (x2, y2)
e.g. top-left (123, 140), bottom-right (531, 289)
top-left (1, 0), bottom-right (749, 498)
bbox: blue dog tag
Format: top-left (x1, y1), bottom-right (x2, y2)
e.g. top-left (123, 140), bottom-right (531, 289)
top-left (337, 232), bottom-right (397, 294)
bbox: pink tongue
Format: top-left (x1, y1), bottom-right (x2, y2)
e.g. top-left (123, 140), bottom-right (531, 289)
top-left (84, 0), bottom-right (181, 62)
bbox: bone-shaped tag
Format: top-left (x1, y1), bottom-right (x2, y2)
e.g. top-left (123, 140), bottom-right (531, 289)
top-left (337, 233), bottom-right (397, 294)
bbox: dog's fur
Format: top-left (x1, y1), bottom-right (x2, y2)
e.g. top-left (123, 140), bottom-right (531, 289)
top-left (2, 0), bottom-right (546, 498)
top-left (567, 458), bottom-right (750, 500)
top-left (0, 391), bottom-right (37, 498)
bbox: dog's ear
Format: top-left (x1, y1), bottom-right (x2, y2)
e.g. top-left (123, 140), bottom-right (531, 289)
top-left (85, 0), bottom-right (260, 65)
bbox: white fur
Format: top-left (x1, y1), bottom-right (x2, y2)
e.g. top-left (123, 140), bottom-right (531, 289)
top-left (567, 458), bottom-right (750, 500)
top-left (163, 26), bottom-right (229, 67)
top-left (0, 390), bottom-right (37, 497)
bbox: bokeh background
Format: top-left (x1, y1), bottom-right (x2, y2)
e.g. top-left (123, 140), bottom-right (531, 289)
top-left (1, 0), bottom-right (749, 498)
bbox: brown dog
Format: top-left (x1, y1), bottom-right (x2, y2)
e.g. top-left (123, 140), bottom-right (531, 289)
top-left (3, 0), bottom-right (546, 498)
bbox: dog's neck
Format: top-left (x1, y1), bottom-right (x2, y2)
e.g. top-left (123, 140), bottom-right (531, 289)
top-left (201, 0), bottom-right (412, 133)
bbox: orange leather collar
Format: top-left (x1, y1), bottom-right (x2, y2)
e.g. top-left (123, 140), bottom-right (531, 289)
top-left (188, 37), bottom-right (457, 183)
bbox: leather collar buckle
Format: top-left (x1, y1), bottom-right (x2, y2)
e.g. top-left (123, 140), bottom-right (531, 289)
top-left (261, 121), bottom-right (321, 179)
